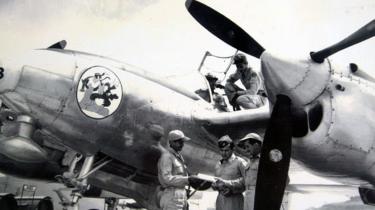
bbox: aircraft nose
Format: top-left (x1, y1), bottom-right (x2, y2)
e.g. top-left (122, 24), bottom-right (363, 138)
top-left (261, 51), bottom-right (331, 106)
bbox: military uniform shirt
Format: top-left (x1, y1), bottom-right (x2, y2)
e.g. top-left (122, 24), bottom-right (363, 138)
top-left (227, 68), bottom-right (262, 95)
top-left (214, 153), bottom-right (247, 194)
top-left (243, 157), bottom-right (259, 189)
top-left (158, 148), bottom-right (189, 188)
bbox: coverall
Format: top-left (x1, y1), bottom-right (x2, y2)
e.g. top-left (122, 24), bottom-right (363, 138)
top-left (214, 153), bottom-right (247, 210)
top-left (158, 148), bottom-right (189, 210)
top-left (225, 68), bottom-right (264, 109)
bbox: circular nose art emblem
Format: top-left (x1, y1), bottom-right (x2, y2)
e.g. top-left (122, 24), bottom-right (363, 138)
top-left (77, 66), bottom-right (122, 119)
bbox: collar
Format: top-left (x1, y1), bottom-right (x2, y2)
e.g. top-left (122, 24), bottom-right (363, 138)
top-left (220, 153), bottom-right (236, 164)
top-left (168, 148), bottom-right (184, 161)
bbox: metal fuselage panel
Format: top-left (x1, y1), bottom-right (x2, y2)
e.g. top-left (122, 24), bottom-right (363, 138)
top-left (292, 69), bottom-right (375, 186)
top-left (0, 49), bottom-right (221, 178)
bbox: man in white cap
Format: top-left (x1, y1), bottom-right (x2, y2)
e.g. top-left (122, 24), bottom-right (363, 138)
top-left (157, 129), bottom-right (191, 210)
top-left (237, 133), bottom-right (262, 210)
top-left (212, 135), bottom-right (247, 210)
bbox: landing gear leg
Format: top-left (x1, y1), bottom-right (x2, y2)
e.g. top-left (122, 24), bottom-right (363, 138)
top-left (54, 188), bottom-right (80, 210)
top-left (55, 155), bottom-right (94, 210)
top-left (54, 154), bottom-right (112, 210)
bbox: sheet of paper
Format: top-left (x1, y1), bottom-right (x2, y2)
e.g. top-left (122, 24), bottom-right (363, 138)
top-left (196, 173), bottom-right (217, 183)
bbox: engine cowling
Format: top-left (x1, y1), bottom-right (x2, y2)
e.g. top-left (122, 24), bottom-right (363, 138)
top-left (0, 115), bottom-right (47, 163)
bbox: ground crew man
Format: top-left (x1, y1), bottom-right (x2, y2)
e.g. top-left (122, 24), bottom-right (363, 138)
top-left (148, 124), bottom-right (168, 153)
top-left (157, 130), bottom-right (191, 210)
top-left (237, 133), bottom-right (262, 210)
top-left (212, 135), bottom-right (247, 210)
top-left (225, 53), bottom-right (264, 110)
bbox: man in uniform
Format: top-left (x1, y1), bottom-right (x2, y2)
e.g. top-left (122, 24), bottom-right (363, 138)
top-left (237, 133), bottom-right (262, 210)
top-left (206, 73), bottom-right (230, 112)
top-left (225, 53), bottom-right (264, 110)
top-left (212, 135), bottom-right (247, 210)
top-left (157, 130), bottom-right (191, 210)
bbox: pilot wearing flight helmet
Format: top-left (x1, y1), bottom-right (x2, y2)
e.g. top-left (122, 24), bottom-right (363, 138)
top-left (225, 53), bottom-right (264, 110)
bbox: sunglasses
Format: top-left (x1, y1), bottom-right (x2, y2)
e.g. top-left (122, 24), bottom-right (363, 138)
top-left (218, 141), bottom-right (233, 148)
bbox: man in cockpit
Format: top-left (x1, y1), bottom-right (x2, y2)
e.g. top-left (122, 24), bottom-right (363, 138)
top-left (225, 53), bottom-right (265, 110)
top-left (206, 73), bottom-right (230, 112)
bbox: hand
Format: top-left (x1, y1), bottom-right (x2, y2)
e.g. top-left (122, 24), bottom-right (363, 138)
top-left (213, 179), bottom-right (232, 195)
top-left (221, 187), bottom-right (232, 196)
top-left (211, 179), bottom-right (222, 191)
top-left (213, 179), bottom-right (227, 190)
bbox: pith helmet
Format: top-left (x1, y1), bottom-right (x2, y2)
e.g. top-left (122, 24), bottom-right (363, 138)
top-left (239, 133), bottom-right (262, 144)
top-left (168, 130), bottom-right (191, 142)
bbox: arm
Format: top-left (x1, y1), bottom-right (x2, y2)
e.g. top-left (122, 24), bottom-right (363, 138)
top-left (220, 158), bottom-right (248, 194)
top-left (225, 73), bottom-right (245, 102)
top-left (158, 154), bottom-right (189, 188)
top-left (213, 159), bottom-right (247, 194)
top-left (218, 177), bottom-right (245, 194)
top-left (244, 72), bottom-right (262, 95)
top-left (226, 72), bottom-right (241, 91)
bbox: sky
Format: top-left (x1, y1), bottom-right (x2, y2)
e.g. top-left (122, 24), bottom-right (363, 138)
top-left (0, 0), bottom-right (374, 75)
top-left (0, 0), bottom-right (374, 209)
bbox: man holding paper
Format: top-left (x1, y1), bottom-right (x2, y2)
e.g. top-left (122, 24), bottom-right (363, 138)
top-left (158, 130), bottom-right (197, 210)
top-left (211, 135), bottom-right (247, 210)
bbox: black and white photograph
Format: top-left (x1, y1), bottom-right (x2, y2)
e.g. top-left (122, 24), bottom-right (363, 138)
top-left (0, 0), bottom-right (374, 209)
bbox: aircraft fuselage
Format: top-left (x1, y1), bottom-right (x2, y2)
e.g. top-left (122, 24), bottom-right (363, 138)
top-left (0, 49), bottom-right (223, 181)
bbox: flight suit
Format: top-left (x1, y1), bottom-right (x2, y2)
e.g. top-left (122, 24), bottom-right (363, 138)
top-left (158, 148), bottom-right (189, 210)
top-left (214, 153), bottom-right (247, 210)
top-left (242, 157), bottom-right (259, 210)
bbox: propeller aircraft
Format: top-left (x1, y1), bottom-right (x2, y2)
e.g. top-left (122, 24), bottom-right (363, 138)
top-left (0, 1), bottom-right (374, 210)
top-left (185, 0), bottom-right (375, 209)
top-left (0, 37), bottom-right (270, 209)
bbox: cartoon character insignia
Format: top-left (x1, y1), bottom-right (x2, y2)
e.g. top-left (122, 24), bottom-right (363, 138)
top-left (77, 66), bottom-right (122, 119)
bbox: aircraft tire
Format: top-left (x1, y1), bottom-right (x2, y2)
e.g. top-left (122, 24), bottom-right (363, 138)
top-left (37, 198), bottom-right (54, 210)
top-left (0, 194), bottom-right (18, 210)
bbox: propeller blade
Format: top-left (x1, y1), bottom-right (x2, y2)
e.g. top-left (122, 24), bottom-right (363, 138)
top-left (185, 0), bottom-right (265, 58)
top-left (254, 94), bottom-right (292, 210)
top-left (311, 19), bottom-right (375, 63)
